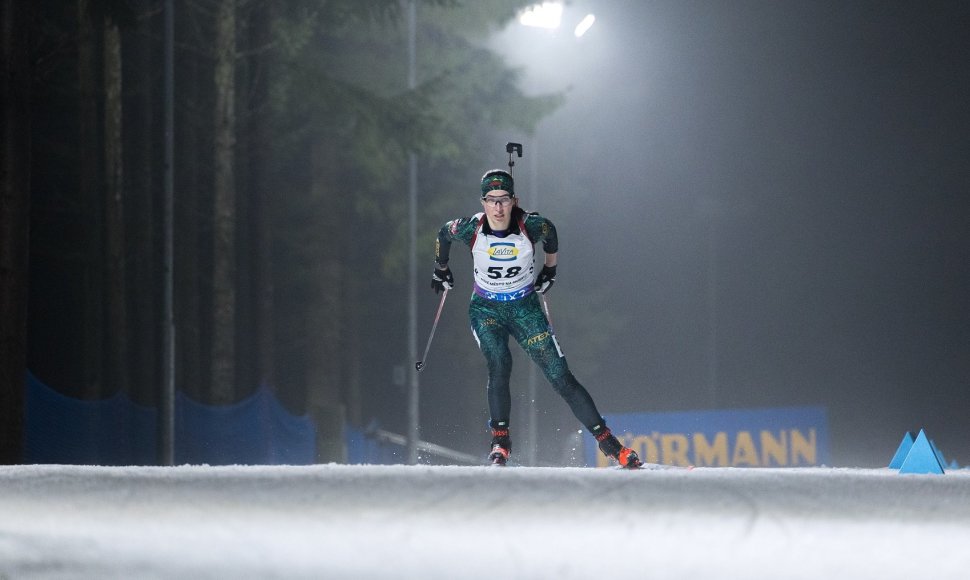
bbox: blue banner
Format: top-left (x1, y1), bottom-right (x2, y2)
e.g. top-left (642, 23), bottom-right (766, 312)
top-left (586, 406), bottom-right (830, 468)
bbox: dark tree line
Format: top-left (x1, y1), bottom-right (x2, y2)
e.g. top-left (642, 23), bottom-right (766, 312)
top-left (0, 0), bottom-right (554, 464)
top-left (1, 0), bottom-right (33, 464)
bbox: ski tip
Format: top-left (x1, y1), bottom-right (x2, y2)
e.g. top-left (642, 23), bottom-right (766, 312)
top-left (624, 462), bottom-right (694, 471)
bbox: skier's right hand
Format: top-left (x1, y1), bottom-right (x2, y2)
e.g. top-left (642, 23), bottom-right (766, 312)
top-left (431, 264), bottom-right (454, 294)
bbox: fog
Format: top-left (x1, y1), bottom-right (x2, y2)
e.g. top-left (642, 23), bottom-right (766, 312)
top-left (14, 1), bottom-right (967, 470)
top-left (406, 1), bottom-right (969, 467)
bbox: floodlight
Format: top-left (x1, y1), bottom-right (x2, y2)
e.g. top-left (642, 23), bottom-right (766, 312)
top-left (574, 14), bottom-right (595, 37)
top-left (519, 2), bottom-right (563, 29)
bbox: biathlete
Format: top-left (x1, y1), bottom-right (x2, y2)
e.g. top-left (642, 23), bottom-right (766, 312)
top-left (430, 169), bottom-right (642, 468)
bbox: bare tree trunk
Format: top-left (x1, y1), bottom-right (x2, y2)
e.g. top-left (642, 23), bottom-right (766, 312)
top-left (0, 0), bottom-right (32, 464)
top-left (342, 181), bottom-right (361, 426)
top-left (78, 0), bottom-right (104, 398)
top-left (344, 269), bottom-right (362, 427)
top-left (210, 0), bottom-right (236, 404)
top-left (248, 0), bottom-right (274, 390)
top-left (103, 14), bottom-right (128, 395)
top-left (128, 0), bottom-right (158, 405)
top-left (308, 137), bottom-right (345, 462)
top-left (234, 4), bottom-right (253, 398)
top-left (175, 24), bottom-right (203, 403)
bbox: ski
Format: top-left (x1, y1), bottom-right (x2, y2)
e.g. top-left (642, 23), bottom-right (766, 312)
top-left (627, 462), bottom-right (694, 471)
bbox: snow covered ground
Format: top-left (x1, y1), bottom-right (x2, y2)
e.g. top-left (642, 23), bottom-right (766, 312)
top-left (1, 464), bottom-right (969, 579)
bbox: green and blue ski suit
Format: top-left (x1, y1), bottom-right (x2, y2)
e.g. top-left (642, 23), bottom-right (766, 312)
top-left (435, 206), bottom-right (607, 434)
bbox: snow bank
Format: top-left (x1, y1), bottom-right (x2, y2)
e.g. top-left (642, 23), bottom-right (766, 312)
top-left (1, 464), bottom-right (969, 579)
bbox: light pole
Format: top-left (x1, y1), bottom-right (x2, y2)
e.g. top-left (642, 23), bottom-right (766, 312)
top-left (524, 134), bottom-right (540, 466)
top-left (699, 196), bottom-right (719, 408)
top-left (406, 0), bottom-right (420, 465)
top-left (515, 2), bottom-right (595, 466)
top-left (159, 0), bottom-right (175, 466)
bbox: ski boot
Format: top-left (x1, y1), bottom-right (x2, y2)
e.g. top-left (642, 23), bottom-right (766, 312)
top-left (595, 427), bottom-right (642, 469)
top-left (488, 425), bottom-right (511, 467)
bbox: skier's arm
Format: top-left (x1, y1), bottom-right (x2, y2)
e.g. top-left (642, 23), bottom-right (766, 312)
top-left (434, 221), bottom-right (459, 267)
top-left (431, 217), bottom-right (476, 293)
top-left (432, 222), bottom-right (455, 294)
top-left (435, 216), bottom-right (478, 264)
top-left (528, 215), bottom-right (559, 293)
top-left (435, 227), bottom-right (452, 268)
top-left (523, 214), bottom-right (558, 254)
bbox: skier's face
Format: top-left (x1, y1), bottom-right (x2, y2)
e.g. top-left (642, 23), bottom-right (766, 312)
top-left (481, 191), bottom-right (515, 229)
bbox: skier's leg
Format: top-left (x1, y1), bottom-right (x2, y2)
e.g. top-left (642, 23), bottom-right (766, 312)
top-left (469, 298), bottom-right (514, 422)
top-left (544, 369), bottom-right (641, 468)
top-left (470, 299), bottom-right (514, 463)
top-left (476, 328), bottom-right (513, 464)
top-left (510, 295), bottom-right (602, 428)
top-left (513, 295), bottom-right (642, 468)
top-left (471, 322), bottom-right (513, 423)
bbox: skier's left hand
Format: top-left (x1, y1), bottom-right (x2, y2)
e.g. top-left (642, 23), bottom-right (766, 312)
top-left (534, 265), bottom-right (557, 294)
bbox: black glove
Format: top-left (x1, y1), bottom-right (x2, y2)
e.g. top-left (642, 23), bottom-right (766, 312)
top-left (534, 265), bottom-right (557, 294)
top-left (431, 264), bottom-right (454, 294)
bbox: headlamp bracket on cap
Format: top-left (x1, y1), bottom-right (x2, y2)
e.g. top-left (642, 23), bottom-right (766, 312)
top-left (506, 142), bottom-right (522, 184)
top-left (506, 142), bottom-right (522, 166)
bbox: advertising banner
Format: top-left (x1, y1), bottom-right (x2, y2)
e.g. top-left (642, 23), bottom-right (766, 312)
top-left (586, 406), bottom-right (830, 468)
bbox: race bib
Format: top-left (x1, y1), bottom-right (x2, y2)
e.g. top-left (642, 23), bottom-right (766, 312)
top-left (471, 227), bottom-right (535, 301)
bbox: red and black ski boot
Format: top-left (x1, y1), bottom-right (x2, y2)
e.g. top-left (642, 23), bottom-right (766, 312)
top-left (489, 444), bottom-right (510, 466)
top-left (595, 427), bottom-right (643, 469)
top-left (488, 425), bottom-right (511, 467)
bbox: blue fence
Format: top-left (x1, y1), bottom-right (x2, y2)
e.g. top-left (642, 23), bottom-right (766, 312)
top-left (24, 372), bottom-right (317, 465)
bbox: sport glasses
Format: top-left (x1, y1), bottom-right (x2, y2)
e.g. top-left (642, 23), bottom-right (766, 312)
top-left (482, 195), bottom-right (513, 207)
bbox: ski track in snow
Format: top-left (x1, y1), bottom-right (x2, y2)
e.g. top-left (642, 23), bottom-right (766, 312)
top-left (1, 464), bottom-right (969, 579)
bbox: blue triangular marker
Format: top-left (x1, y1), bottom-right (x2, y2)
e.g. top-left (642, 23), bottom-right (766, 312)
top-left (888, 431), bottom-right (916, 469)
top-left (949, 459), bottom-right (959, 470)
top-left (899, 429), bottom-right (945, 475)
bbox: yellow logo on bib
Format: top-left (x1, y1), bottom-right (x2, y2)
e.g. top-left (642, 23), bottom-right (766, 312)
top-left (488, 243), bottom-right (518, 261)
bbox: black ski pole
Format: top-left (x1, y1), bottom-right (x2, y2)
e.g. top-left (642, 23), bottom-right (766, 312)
top-left (416, 289), bottom-right (449, 372)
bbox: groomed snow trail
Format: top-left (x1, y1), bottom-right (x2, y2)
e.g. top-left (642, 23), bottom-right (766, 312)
top-left (1, 464), bottom-right (969, 579)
